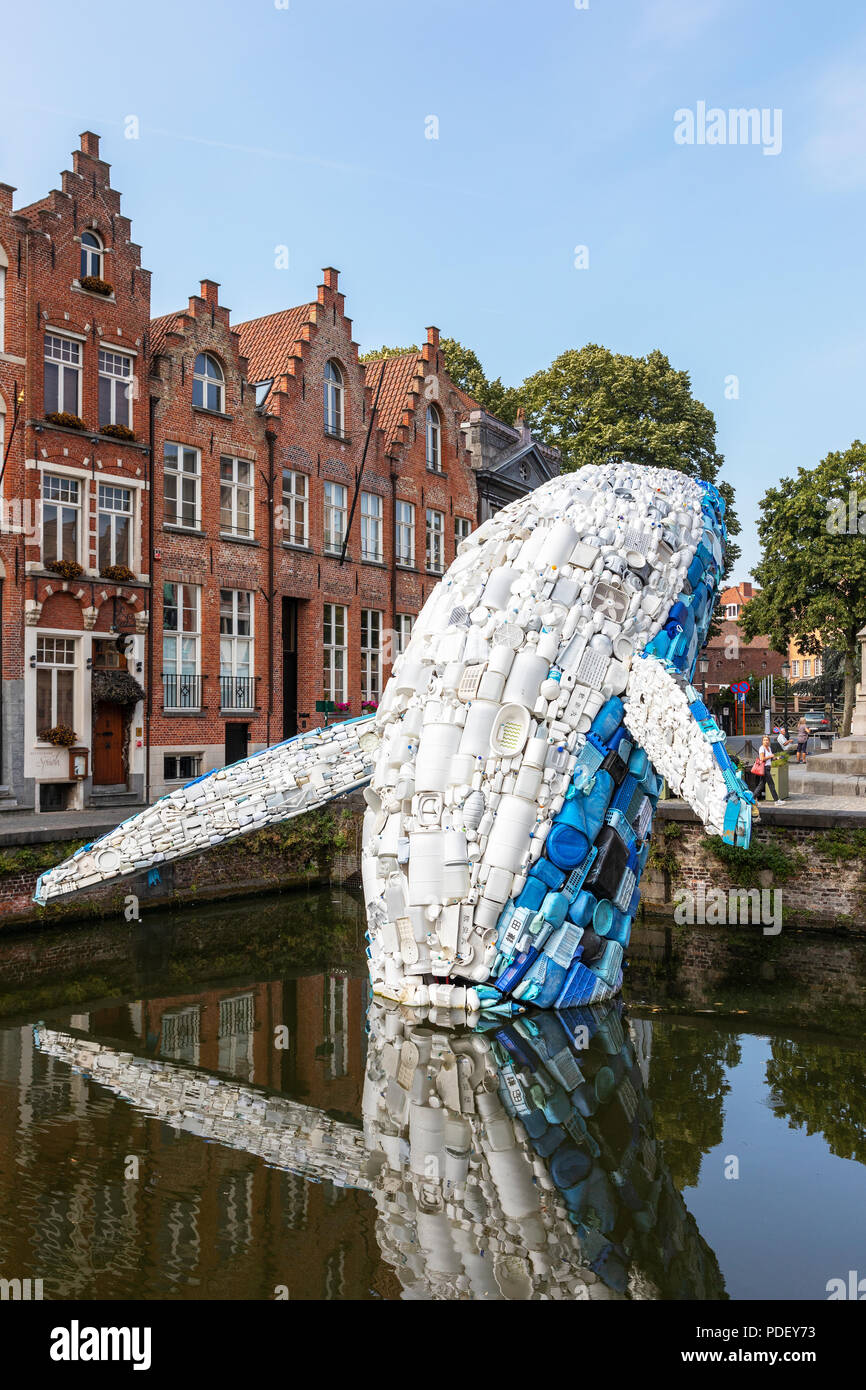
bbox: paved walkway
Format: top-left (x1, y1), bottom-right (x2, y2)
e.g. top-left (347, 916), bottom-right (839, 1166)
top-left (0, 806), bottom-right (145, 847)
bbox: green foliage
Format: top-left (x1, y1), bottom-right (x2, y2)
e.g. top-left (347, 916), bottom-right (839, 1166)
top-left (740, 441), bottom-right (866, 734)
top-left (647, 820), bottom-right (684, 876)
top-left (705, 835), bottom-right (804, 886)
top-left (767, 1037), bottom-right (866, 1164)
top-left (0, 839), bottom-right (86, 878)
top-left (439, 338), bottom-right (520, 423)
top-left (244, 806), bottom-right (350, 873)
top-left (813, 827), bottom-right (866, 862)
top-left (359, 344), bottom-right (418, 362)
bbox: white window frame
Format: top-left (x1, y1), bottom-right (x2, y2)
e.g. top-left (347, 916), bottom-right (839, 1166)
top-left (396, 613), bottom-right (414, 656)
top-left (802, 660), bottom-right (811, 678)
top-left (323, 602), bottom-right (347, 706)
top-left (164, 442), bottom-right (201, 530)
top-left (324, 481), bottom-right (347, 554)
top-left (395, 500), bottom-right (415, 567)
top-left (163, 583), bottom-right (201, 707)
top-left (44, 333), bottom-right (81, 416)
top-left (426, 404), bottom-right (442, 471)
top-left (219, 455), bottom-right (254, 538)
top-left (361, 609), bottom-right (382, 703)
top-left (324, 360), bottom-right (344, 438)
top-left (42, 473), bottom-right (81, 564)
top-left (219, 589), bottom-right (254, 695)
top-left (80, 230), bottom-right (103, 280)
top-left (192, 353), bottom-right (224, 413)
top-left (281, 470), bottom-right (309, 547)
top-left (360, 492), bottom-right (383, 562)
top-left (791, 661), bottom-right (799, 678)
top-left (97, 482), bottom-right (133, 570)
top-left (98, 348), bottom-right (134, 429)
top-left (726, 604), bottom-right (739, 619)
top-left (35, 635), bottom-right (77, 735)
top-left (454, 515), bottom-right (472, 550)
top-left (425, 507), bottom-right (444, 573)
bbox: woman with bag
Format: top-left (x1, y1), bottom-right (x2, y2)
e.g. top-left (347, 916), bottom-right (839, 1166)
top-left (752, 735), bottom-right (784, 802)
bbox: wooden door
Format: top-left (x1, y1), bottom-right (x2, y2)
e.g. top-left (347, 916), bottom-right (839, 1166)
top-left (92, 702), bottom-right (124, 785)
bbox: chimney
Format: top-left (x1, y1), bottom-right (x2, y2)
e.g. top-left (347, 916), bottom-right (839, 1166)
top-left (515, 406), bottom-right (531, 440)
top-left (80, 131), bottom-right (100, 159)
top-left (741, 582), bottom-right (753, 598)
top-left (0, 183), bottom-right (15, 214)
top-left (426, 325), bottom-right (440, 349)
top-left (200, 279), bottom-right (220, 305)
top-left (322, 267), bottom-right (340, 291)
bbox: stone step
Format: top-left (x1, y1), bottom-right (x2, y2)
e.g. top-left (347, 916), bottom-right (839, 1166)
top-left (832, 737), bottom-right (866, 755)
top-left (787, 766), bottom-right (866, 797)
top-left (798, 755), bottom-right (866, 775)
top-left (0, 799), bottom-right (21, 811)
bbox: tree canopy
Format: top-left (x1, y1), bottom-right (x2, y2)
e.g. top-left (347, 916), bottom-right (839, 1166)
top-left (739, 441), bottom-right (866, 735)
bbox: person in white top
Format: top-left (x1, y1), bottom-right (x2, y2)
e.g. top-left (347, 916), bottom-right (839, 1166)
top-left (775, 727), bottom-right (791, 753)
top-left (755, 734), bottom-right (785, 802)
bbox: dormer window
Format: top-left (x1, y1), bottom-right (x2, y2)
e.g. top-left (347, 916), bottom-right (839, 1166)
top-left (426, 405), bottom-right (442, 472)
top-left (324, 360), bottom-right (344, 438)
top-left (193, 353), bottom-right (224, 412)
top-left (80, 230), bottom-right (103, 280)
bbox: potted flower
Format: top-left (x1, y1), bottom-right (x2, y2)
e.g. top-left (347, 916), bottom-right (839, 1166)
top-left (46, 559), bottom-right (84, 580)
top-left (101, 423), bottom-right (136, 442)
top-left (45, 411), bottom-right (86, 431)
top-left (100, 564), bottom-right (135, 583)
top-left (335, 701), bottom-right (351, 713)
top-left (80, 275), bottom-right (114, 297)
top-left (361, 700), bottom-right (378, 712)
top-left (38, 724), bottom-right (78, 747)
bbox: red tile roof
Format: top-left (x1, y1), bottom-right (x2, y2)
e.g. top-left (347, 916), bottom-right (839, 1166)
top-left (363, 352), bottom-right (423, 447)
top-left (149, 312), bottom-right (184, 358)
top-left (234, 304), bottom-right (316, 385)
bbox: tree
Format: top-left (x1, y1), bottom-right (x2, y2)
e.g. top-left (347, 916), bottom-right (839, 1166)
top-left (520, 344), bottom-right (739, 568)
top-left (739, 442), bottom-right (866, 736)
top-left (358, 344), bottom-right (418, 362)
top-left (439, 337), bottom-right (519, 423)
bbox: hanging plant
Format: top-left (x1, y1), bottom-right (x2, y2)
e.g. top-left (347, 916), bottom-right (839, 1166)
top-left (46, 559), bottom-right (84, 580)
top-left (101, 423), bottom-right (136, 442)
top-left (100, 564), bottom-right (135, 582)
top-left (361, 700), bottom-right (378, 712)
top-left (335, 701), bottom-right (351, 712)
top-left (38, 724), bottom-right (78, 747)
top-left (45, 411), bottom-right (86, 431)
top-left (91, 669), bottom-right (145, 707)
top-left (80, 275), bottom-right (114, 296)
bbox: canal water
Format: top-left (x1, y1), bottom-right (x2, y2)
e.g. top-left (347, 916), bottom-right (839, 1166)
top-left (0, 889), bottom-right (864, 1301)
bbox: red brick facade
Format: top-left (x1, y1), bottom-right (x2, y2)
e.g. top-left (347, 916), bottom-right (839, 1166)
top-left (0, 132), bottom-right (552, 812)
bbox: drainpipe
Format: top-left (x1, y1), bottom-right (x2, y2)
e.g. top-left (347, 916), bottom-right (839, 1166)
top-left (266, 429), bottom-right (276, 748)
top-left (145, 392), bottom-right (156, 805)
top-left (389, 457), bottom-right (398, 668)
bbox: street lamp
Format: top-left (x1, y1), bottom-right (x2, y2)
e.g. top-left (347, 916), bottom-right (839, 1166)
top-left (781, 661), bottom-right (790, 734)
top-left (699, 655), bottom-right (709, 703)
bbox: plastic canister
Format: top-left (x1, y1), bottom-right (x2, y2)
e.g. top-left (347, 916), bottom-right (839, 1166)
top-left (502, 651), bottom-right (549, 709)
top-left (442, 830), bottom-right (470, 901)
top-left (459, 699), bottom-right (500, 758)
top-left (409, 1102), bottom-right (445, 1176)
top-left (536, 521), bottom-right (579, 572)
top-left (483, 795), bottom-right (538, 872)
top-left (483, 565), bottom-right (518, 610)
top-left (415, 720), bottom-right (461, 792)
top-left (549, 1142), bottom-right (592, 1189)
top-left (583, 824), bottom-right (628, 902)
top-left (566, 888), bottom-right (597, 928)
top-left (408, 831), bottom-right (445, 905)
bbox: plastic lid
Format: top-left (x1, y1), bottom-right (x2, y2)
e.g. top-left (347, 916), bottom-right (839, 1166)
top-left (594, 1066), bottom-right (616, 1103)
top-left (490, 704), bottom-right (531, 757)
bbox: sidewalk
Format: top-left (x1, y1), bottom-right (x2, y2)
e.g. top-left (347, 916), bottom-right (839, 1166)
top-left (0, 806), bottom-right (145, 848)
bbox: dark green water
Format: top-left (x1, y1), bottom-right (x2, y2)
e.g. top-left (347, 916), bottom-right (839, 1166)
top-left (0, 890), bottom-right (864, 1300)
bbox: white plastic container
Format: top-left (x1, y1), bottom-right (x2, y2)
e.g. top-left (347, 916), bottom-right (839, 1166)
top-left (536, 521), bottom-right (579, 572)
top-left (459, 699), bottom-right (500, 758)
top-left (502, 651), bottom-right (548, 709)
top-left (482, 795), bottom-right (537, 872)
top-left (408, 831), bottom-right (445, 905)
top-left (442, 830), bottom-right (470, 901)
top-left (483, 565), bottom-right (518, 610)
top-left (415, 721), bottom-right (461, 792)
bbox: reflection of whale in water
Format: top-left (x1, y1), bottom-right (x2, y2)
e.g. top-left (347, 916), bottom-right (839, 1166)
top-left (34, 1000), bottom-right (725, 1300)
top-left (35, 464), bottom-right (753, 1011)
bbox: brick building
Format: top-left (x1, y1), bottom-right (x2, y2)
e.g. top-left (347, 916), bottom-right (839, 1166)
top-left (702, 581), bottom-right (787, 696)
top-left (0, 132), bottom-right (556, 813)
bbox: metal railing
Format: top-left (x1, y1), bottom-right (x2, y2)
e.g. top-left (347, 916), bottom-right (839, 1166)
top-left (162, 673), bottom-right (204, 710)
top-left (219, 675), bottom-right (256, 710)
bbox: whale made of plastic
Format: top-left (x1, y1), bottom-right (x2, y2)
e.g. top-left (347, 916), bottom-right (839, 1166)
top-left (34, 462), bottom-right (754, 1011)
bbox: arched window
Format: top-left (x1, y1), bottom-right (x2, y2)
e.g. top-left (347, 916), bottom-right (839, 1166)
top-left (323, 360), bottom-right (344, 437)
top-left (80, 230), bottom-right (103, 280)
top-left (426, 405), bottom-right (442, 472)
top-left (193, 353), bottom-right (224, 412)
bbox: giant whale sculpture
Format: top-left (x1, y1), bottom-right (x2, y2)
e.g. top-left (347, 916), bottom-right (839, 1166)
top-left (34, 463), bottom-right (754, 1011)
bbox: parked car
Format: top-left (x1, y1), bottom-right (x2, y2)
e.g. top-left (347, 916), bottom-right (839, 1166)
top-left (802, 710), bottom-right (833, 733)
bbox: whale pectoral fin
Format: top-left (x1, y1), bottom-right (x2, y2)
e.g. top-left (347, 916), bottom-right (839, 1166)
top-left (623, 655), bottom-right (753, 848)
top-left (33, 715), bottom-right (380, 906)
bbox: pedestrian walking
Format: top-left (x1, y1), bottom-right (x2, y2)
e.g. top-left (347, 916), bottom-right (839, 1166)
top-left (752, 735), bottom-right (784, 802)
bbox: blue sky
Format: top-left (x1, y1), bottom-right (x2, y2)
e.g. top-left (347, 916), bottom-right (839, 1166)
top-left (3, 0), bottom-right (865, 576)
